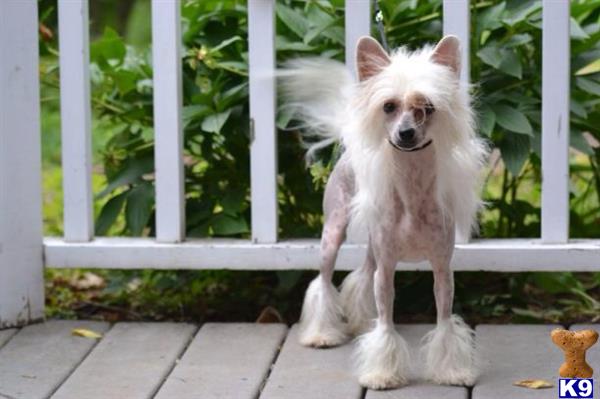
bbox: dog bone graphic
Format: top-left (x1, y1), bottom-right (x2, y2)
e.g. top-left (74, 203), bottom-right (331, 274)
top-left (551, 328), bottom-right (598, 378)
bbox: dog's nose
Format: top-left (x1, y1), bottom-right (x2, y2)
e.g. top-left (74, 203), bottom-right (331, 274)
top-left (399, 128), bottom-right (415, 141)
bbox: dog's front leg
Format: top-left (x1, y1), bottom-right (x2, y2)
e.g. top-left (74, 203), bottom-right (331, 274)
top-left (355, 243), bottom-right (410, 390)
top-left (421, 256), bottom-right (476, 386)
top-left (339, 240), bottom-right (377, 336)
top-left (298, 214), bottom-right (349, 348)
top-left (298, 166), bottom-right (351, 348)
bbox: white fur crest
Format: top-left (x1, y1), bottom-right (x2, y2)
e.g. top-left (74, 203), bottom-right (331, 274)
top-left (420, 314), bottom-right (477, 385)
top-left (354, 322), bottom-right (411, 389)
top-left (298, 275), bottom-right (348, 347)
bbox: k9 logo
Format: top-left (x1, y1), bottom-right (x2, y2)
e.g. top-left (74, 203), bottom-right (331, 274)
top-left (559, 379), bottom-right (594, 398)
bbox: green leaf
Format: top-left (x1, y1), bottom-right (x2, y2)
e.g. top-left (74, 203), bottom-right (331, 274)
top-left (570, 17), bottom-right (590, 40)
top-left (111, 70), bottom-right (137, 95)
top-left (322, 26), bottom-right (344, 45)
top-left (498, 49), bottom-right (522, 78)
top-left (499, 132), bottom-right (530, 176)
top-left (182, 104), bottom-right (210, 128)
top-left (303, 6), bottom-right (337, 45)
top-left (90, 27), bottom-right (126, 65)
top-left (276, 4), bottom-right (309, 39)
top-left (570, 99), bottom-right (588, 119)
top-left (576, 77), bottom-right (600, 96)
top-left (276, 105), bottom-right (296, 130)
top-left (479, 105), bottom-right (496, 137)
top-left (276, 36), bottom-right (316, 52)
top-left (97, 157), bottom-right (154, 198)
top-left (478, 2), bottom-right (505, 31)
top-left (125, 183), bottom-right (154, 236)
top-left (570, 128), bottom-right (593, 155)
top-left (491, 104), bottom-right (533, 135)
top-left (478, 46), bottom-right (521, 78)
top-left (95, 192), bottom-right (127, 235)
top-left (201, 109), bottom-right (232, 133)
top-left (575, 58), bottom-right (600, 76)
top-left (477, 46), bottom-right (502, 69)
top-left (209, 36), bottom-right (242, 53)
top-left (214, 61), bottom-right (248, 75)
top-left (218, 82), bottom-right (249, 110)
top-left (505, 33), bottom-right (532, 47)
top-left (220, 189), bottom-right (247, 215)
top-left (480, 30), bottom-right (491, 45)
top-left (211, 214), bottom-right (249, 235)
top-left (502, 0), bottom-right (541, 26)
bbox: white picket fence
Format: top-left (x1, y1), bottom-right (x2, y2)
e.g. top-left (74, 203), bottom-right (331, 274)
top-left (0, 0), bottom-right (594, 328)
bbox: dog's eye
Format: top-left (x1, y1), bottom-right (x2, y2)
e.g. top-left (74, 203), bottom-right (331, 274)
top-left (425, 103), bottom-right (435, 115)
top-left (383, 102), bottom-right (397, 114)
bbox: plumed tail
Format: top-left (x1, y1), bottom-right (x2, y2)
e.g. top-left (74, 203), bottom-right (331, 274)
top-left (278, 58), bottom-right (354, 162)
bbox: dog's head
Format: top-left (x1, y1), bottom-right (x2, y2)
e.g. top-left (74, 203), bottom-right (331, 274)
top-left (354, 36), bottom-right (462, 152)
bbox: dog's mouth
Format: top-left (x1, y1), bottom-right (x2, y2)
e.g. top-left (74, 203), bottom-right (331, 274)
top-left (388, 138), bottom-right (433, 153)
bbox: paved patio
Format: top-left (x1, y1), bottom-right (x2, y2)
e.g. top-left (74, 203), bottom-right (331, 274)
top-left (0, 321), bottom-right (596, 399)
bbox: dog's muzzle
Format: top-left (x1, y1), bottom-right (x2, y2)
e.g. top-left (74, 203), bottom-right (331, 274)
top-left (388, 138), bottom-right (433, 153)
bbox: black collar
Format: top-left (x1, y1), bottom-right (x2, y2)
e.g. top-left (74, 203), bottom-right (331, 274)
top-left (388, 139), bottom-right (433, 153)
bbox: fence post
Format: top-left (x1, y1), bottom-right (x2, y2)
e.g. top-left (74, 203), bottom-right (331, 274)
top-left (248, 0), bottom-right (278, 243)
top-left (0, 0), bottom-right (45, 328)
top-left (345, 0), bottom-right (370, 76)
top-left (443, 0), bottom-right (471, 244)
top-left (541, 0), bottom-right (570, 243)
top-left (58, 0), bottom-right (94, 242)
top-left (443, 0), bottom-right (470, 84)
top-left (152, 0), bottom-right (185, 242)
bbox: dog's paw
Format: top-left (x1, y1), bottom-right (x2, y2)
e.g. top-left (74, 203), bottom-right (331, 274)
top-left (358, 371), bottom-right (408, 390)
top-left (298, 328), bottom-right (348, 348)
top-left (354, 323), bottom-right (411, 389)
top-left (298, 276), bottom-right (348, 348)
top-left (427, 367), bottom-right (476, 386)
top-left (421, 315), bottom-right (477, 386)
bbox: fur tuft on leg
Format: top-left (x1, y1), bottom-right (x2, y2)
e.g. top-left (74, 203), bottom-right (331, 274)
top-left (421, 314), bottom-right (477, 386)
top-left (354, 322), bottom-right (411, 390)
top-left (340, 269), bottom-right (376, 336)
top-left (298, 275), bottom-right (348, 348)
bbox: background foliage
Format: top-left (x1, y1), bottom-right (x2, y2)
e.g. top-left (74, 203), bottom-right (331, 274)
top-left (39, 0), bottom-right (600, 324)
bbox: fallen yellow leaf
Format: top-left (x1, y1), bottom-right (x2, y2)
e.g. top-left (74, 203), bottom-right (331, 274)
top-left (72, 328), bottom-right (103, 339)
top-left (513, 379), bottom-right (553, 389)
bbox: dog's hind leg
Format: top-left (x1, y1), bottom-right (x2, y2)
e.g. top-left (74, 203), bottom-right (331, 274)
top-left (421, 256), bottom-right (477, 386)
top-left (298, 163), bottom-right (352, 348)
top-left (340, 240), bottom-right (377, 336)
top-left (355, 241), bottom-right (410, 389)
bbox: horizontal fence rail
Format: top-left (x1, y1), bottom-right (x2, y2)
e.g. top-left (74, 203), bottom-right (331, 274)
top-left (29, 0), bottom-right (594, 272)
top-left (44, 238), bottom-right (600, 272)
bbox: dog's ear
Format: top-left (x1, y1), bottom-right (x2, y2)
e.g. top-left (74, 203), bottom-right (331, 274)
top-left (431, 35), bottom-right (461, 77)
top-left (356, 36), bottom-right (390, 82)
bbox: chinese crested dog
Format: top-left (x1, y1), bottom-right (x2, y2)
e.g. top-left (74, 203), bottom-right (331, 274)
top-left (279, 35), bottom-right (487, 389)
